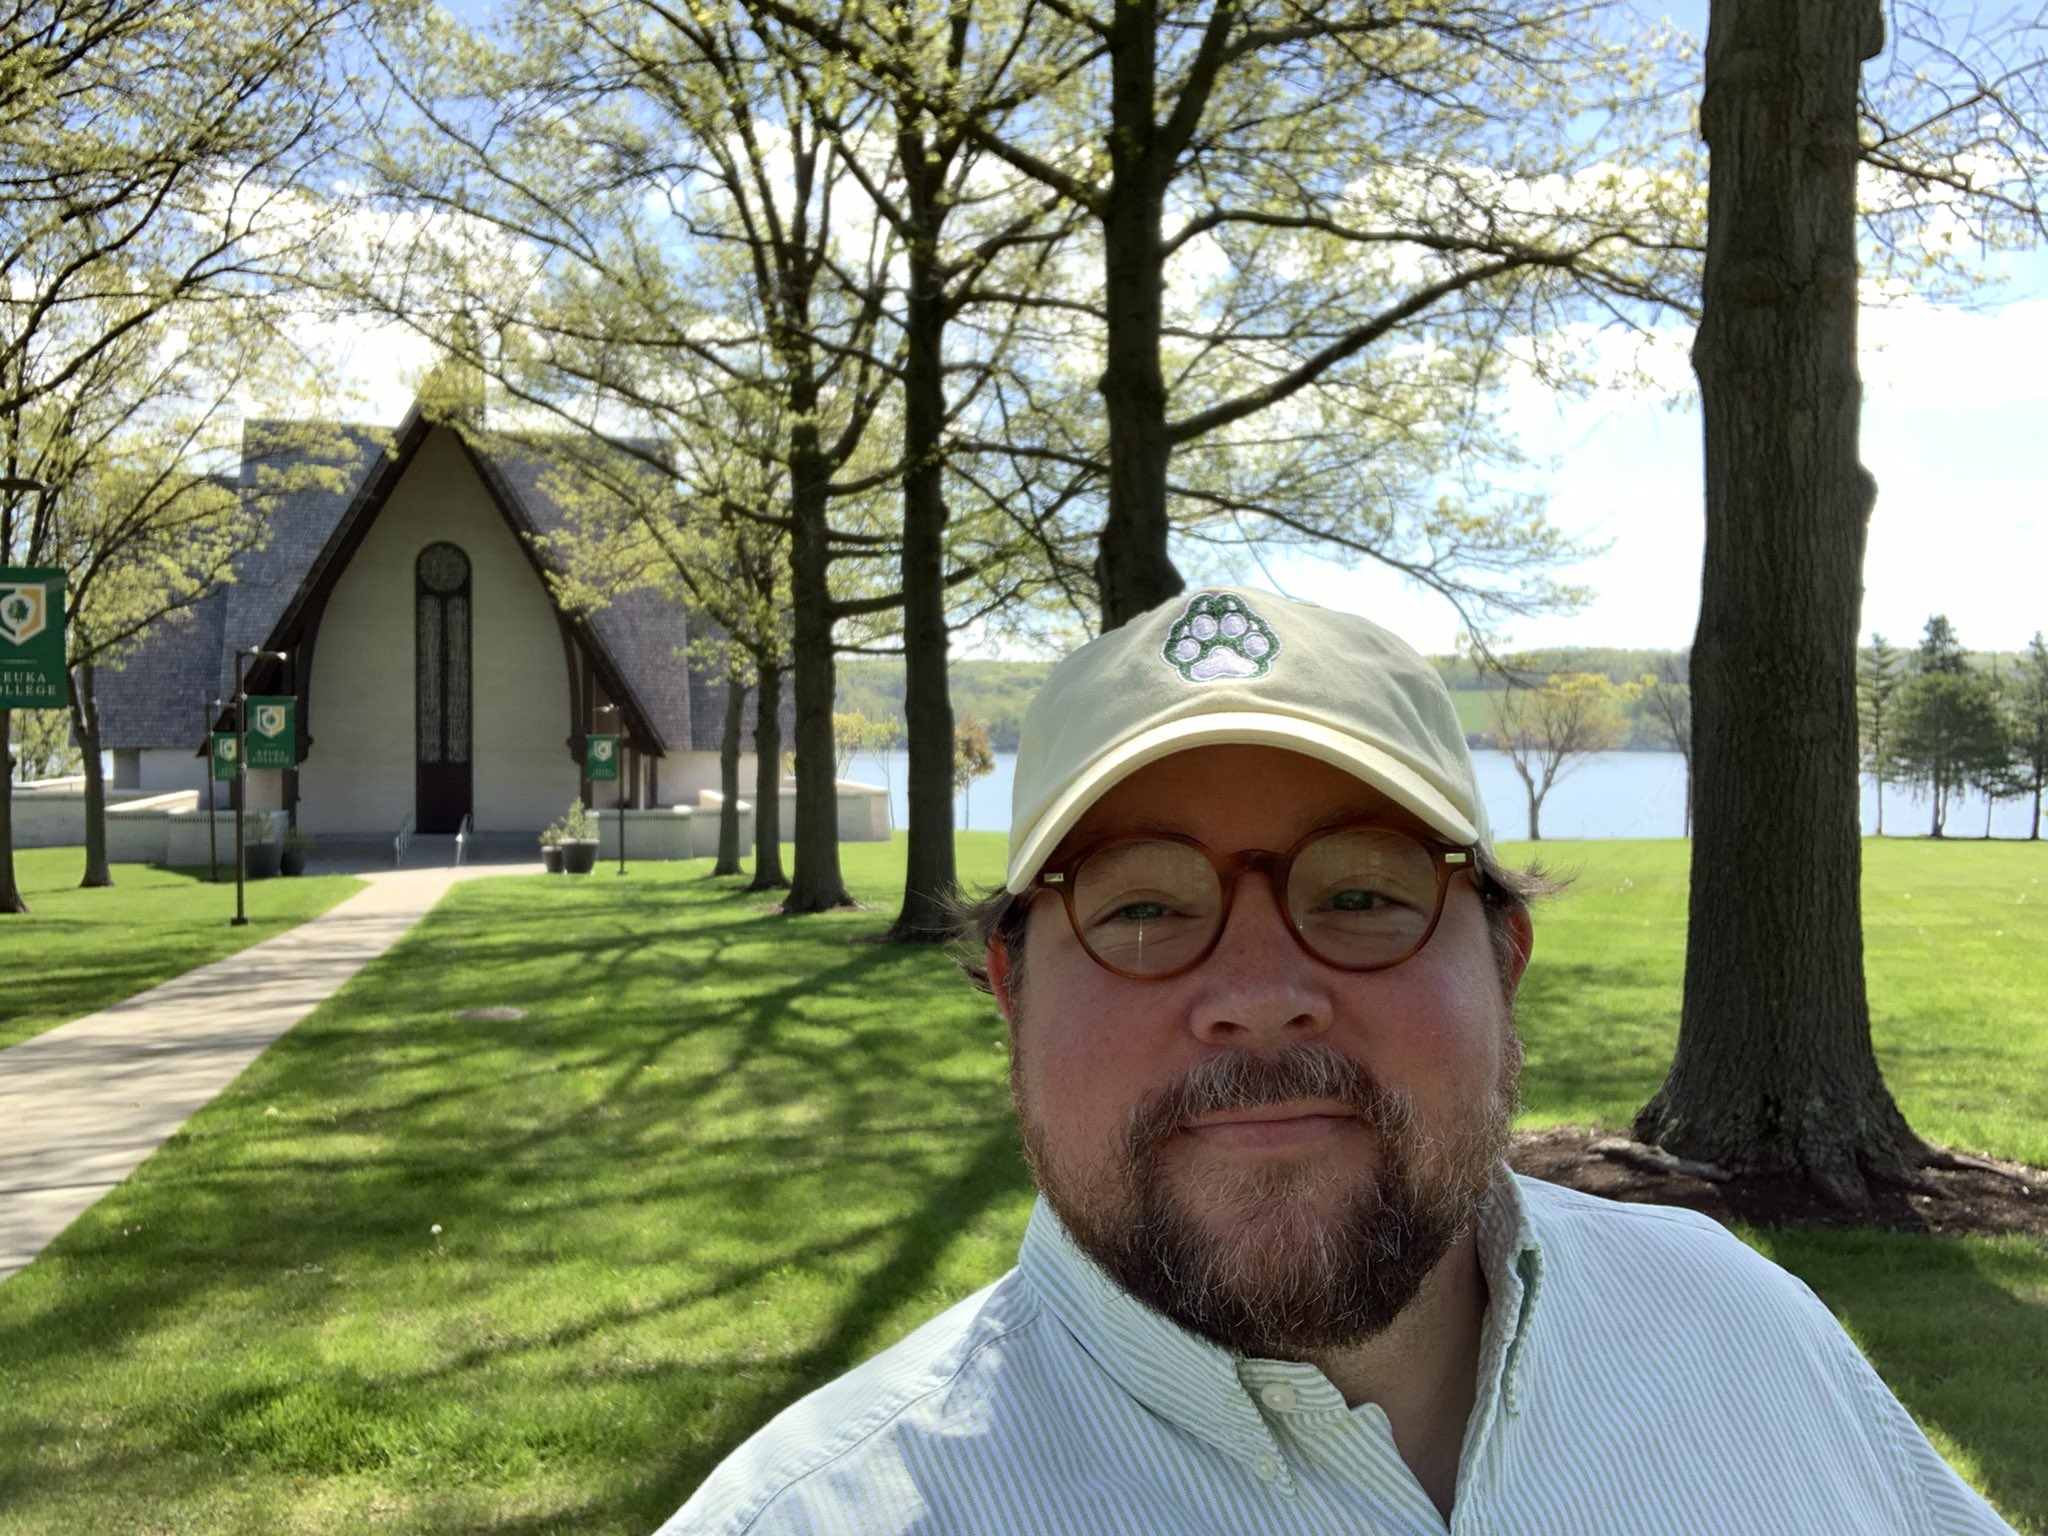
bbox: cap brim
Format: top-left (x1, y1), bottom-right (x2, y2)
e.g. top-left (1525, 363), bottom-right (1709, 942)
top-left (1005, 711), bottom-right (1482, 893)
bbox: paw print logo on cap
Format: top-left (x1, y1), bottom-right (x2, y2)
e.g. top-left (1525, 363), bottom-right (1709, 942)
top-left (1161, 591), bottom-right (1280, 682)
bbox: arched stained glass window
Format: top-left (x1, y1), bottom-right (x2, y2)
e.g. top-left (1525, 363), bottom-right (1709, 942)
top-left (415, 542), bottom-right (472, 831)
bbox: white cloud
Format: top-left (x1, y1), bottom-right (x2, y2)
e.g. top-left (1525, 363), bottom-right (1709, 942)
top-left (1268, 273), bottom-right (2048, 655)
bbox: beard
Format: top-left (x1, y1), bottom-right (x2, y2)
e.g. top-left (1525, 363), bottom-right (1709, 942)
top-left (1015, 1036), bottom-right (1517, 1361)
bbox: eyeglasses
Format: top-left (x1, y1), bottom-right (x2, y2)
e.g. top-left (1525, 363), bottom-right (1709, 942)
top-left (1030, 824), bottom-right (1475, 980)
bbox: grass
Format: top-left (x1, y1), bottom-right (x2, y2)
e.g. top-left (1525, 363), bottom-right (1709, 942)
top-left (0, 834), bottom-right (2039, 1534)
top-left (0, 848), bottom-right (366, 1050)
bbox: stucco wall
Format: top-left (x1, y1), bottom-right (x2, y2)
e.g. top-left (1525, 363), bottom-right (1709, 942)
top-left (296, 426), bottom-right (577, 836)
top-left (130, 746), bottom-right (230, 801)
top-left (664, 749), bottom-right (764, 800)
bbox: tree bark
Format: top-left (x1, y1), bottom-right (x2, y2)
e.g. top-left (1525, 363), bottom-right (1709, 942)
top-left (889, 156), bottom-right (961, 942)
top-left (0, 707), bottom-right (24, 914)
top-left (1094, 0), bottom-right (1183, 631)
top-left (714, 669), bottom-right (747, 876)
top-left (72, 662), bottom-right (110, 887)
top-left (1633, 0), bottom-right (1926, 1208)
top-left (782, 425), bottom-right (853, 913)
top-left (748, 655), bottom-right (788, 891)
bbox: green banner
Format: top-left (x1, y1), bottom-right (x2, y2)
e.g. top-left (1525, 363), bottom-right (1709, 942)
top-left (0, 566), bottom-right (68, 708)
top-left (245, 695), bottom-right (297, 770)
top-left (212, 732), bottom-right (239, 781)
top-left (586, 733), bottom-right (620, 782)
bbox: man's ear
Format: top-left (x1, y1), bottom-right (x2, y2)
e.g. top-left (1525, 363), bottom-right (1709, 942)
top-left (986, 937), bottom-right (1018, 1028)
top-left (1502, 907), bottom-right (1535, 997)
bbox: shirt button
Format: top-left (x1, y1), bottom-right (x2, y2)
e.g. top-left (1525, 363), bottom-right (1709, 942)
top-left (1260, 1383), bottom-right (1300, 1413)
top-left (1252, 1454), bottom-right (1282, 1482)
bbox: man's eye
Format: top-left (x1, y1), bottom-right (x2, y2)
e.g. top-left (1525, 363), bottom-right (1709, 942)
top-left (1323, 887), bottom-right (1400, 913)
top-left (1109, 900), bottom-right (1175, 922)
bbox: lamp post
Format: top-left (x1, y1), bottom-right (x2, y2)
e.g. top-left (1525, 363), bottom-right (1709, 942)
top-left (596, 702), bottom-right (626, 876)
top-left (232, 648), bottom-right (287, 926)
top-left (203, 696), bottom-right (224, 882)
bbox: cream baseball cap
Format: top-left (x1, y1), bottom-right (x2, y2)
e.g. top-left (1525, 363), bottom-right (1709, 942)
top-left (1004, 586), bottom-right (1490, 893)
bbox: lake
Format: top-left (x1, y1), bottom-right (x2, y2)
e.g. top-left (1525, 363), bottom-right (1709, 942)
top-left (841, 749), bottom-right (2044, 842)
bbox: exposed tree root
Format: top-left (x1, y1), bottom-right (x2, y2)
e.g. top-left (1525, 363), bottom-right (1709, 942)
top-left (1591, 1138), bottom-right (1734, 1183)
top-left (1918, 1147), bottom-right (2021, 1178)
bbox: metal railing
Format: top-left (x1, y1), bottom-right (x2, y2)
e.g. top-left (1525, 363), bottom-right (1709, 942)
top-left (394, 811), bottom-right (416, 867)
top-left (454, 812), bottom-right (474, 867)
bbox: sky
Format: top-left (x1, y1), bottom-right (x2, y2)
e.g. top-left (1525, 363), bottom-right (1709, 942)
top-left (1265, 270), bottom-right (2048, 657)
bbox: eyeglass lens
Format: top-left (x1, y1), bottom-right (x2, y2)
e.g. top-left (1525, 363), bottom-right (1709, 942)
top-left (1068, 828), bottom-right (1442, 976)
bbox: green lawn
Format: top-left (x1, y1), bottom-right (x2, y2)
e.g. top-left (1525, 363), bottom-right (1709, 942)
top-left (0, 835), bottom-right (2039, 1534)
top-left (0, 848), bottom-right (366, 1050)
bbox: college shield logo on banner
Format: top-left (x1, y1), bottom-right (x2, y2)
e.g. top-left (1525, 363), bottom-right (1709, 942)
top-left (212, 733), bottom-right (239, 781)
top-left (0, 566), bottom-right (68, 708)
top-left (586, 733), bottom-right (620, 781)
top-left (245, 695), bottom-right (297, 770)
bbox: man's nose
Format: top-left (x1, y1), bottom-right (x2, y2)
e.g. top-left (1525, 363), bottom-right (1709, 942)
top-left (1184, 867), bottom-right (1335, 1047)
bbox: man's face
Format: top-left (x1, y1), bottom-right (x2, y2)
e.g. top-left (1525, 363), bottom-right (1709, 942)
top-left (989, 745), bottom-right (1532, 1359)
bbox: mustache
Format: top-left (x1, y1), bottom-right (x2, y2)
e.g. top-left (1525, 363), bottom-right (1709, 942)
top-left (1120, 1043), bottom-right (1416, 1172)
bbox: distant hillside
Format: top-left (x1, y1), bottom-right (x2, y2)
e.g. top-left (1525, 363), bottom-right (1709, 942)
top-left (837, 661), bottom-right (1053, 752)
top-left (836, 651), bottom-right (1698, 752)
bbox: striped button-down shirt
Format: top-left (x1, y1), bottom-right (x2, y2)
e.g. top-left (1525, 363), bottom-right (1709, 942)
top-left (661, 1172), bottom-right (2015, 1534)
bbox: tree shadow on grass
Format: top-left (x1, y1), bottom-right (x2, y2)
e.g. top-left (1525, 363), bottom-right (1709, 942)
top-left (1756, 1227), bottom-right (2048, 1533)
top-left (0, 877), bottom-right (1031, 1534)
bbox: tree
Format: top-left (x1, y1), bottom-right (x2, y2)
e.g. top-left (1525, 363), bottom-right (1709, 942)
top-left (528, 410), bottom-right (797, 890)
top-left (1628, 0), bottom-right (2048, 1205)
top-left (1635, 653), bottom-right (1693, 835)
top-left (1491, 669), bottom-right (1634, 840)
top-left (1892, 667), bottom-right (2008, 839)
top-left (0, 0), bottom-right (378, 914)
top-left (951, 712), bottom-right (994, 831)
top-left (1856, 633), bottom-right (1904, 834)
top-left (2015, 633), bottom-right (2048, 841)
top-left (758, 0), bottom-right (1699, 631)
top-left (7, 708), bottom-right (77, 783)
top-left (833, 709), bottom-right (901, 784)
top-left (1915, 612), bottom-right (1967, 675)
top-left (1632, 0), bottom-right (1904, 1204)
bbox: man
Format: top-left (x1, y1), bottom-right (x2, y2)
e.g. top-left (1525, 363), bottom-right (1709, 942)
top-left (662, 587), bottom-right (2014, 1535)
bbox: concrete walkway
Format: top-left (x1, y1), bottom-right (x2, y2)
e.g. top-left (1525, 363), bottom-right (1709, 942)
top-left (0, 864), bottom-right (506, 1284)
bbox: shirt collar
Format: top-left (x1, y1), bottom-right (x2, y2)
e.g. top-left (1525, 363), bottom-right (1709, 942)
top-left (1017, 1165), bottom-right (1547, 1457)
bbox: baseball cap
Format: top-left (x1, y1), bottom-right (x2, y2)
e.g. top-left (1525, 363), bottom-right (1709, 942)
top-left (1005, 586), bottom-right (1489, 893)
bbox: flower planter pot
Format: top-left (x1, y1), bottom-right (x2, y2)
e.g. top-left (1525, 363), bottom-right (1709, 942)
top-left (244, 841), bottom-right (282, 879)
top-left (279, 846), bottom-right (310, 877)
top-left (561, 839), bottom-right (598, 875)
top-left (541, 845), bottom-right (565, 874)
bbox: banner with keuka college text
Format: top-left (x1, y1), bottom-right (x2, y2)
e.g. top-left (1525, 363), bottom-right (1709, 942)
top-left (245, 696), bottom-right (298, 770)
top-left (0, 567), bottom-right (68, 709)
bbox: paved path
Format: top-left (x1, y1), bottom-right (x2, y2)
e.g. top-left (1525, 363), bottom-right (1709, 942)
top-left (0, 865), bottom-right (505, 1284)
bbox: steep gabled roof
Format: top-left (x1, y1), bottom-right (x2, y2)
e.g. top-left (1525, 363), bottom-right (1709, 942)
top-left (96, 409), bottom-right (701, 754)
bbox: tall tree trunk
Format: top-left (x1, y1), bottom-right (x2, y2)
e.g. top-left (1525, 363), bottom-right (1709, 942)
top-left (890, 176), bottom-right (961, 942)
top-left (2031, 782), bottom-right (2040, 839)
top-left (72, 662), bottom-right (110, 887)
top-left (714, 669), bottom-right (747, 877)
top-left (748, 655), bottom-right (787, 891)
top-left (783, 428), bottom-right (852, 913)
top-left (1633, 0), bottom-right (1925, 1208)
top-left (0, 707), bottom-right (24, 914)
top-left (1095, 2), bottom-right (1182, 631)
top-left (1526, 785), bottom-right (1542, 841)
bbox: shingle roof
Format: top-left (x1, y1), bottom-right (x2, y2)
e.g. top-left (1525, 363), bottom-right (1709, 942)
top-left (93, 410), bottom-right (792, 758)
top-left (92, 589), bottom-right (229, 749)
